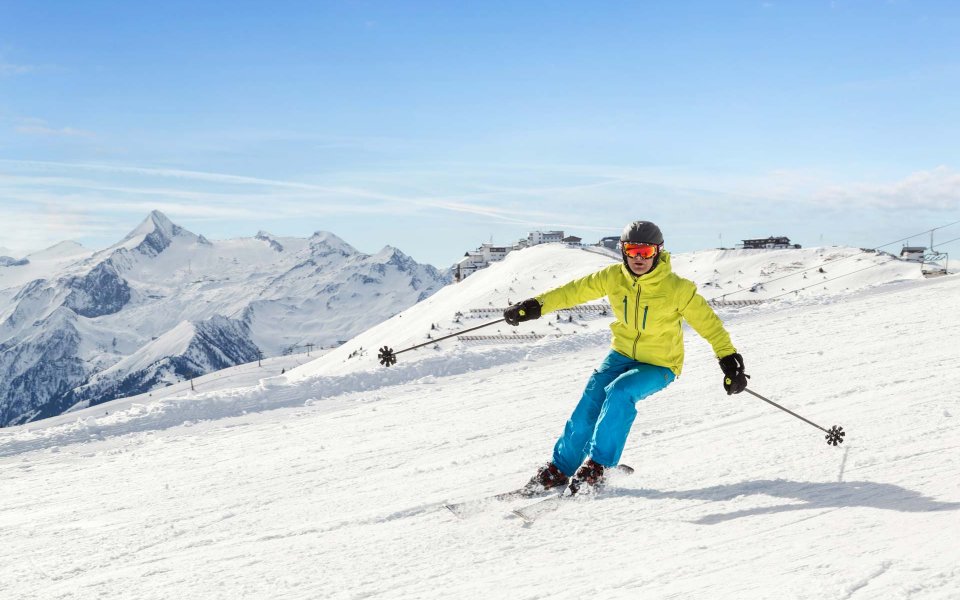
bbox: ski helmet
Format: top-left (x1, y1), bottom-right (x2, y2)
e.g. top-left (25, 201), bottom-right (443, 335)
top-left (620, 220), bottom-right (664, 275)
top-left (620, 221), bottom-right (663, 245)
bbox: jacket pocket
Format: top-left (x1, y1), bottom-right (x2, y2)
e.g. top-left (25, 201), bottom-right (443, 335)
top-left (642, 306), bottom-right (649, 330)
top-left (623, 295), bottom-right (628, 325)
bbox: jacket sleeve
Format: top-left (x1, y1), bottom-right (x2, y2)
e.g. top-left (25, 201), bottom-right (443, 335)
top-left (676, 281), bottom-right (737, 359)
top-left (535, 267), bottom-right (611, 315)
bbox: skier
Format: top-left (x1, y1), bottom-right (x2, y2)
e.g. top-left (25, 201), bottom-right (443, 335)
top-left (503, 221), bottom-right (749, 495)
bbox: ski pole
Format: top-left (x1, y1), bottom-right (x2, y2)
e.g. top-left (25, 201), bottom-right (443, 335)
top-left (744, 388), bottom-right (845, 446)
top-left (378, 318), bottom-right (506, 366)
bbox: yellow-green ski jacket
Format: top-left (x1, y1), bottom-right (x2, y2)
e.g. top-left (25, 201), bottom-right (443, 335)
top-left (535, 252), bottom-right (736, 376)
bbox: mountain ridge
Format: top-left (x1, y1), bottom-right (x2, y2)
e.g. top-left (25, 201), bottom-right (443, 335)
top-left (0, 211), bottom-right (451, 426)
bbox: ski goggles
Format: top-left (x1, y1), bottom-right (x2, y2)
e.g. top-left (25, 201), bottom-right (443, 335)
top-left (621, 242), bottom-right (661, 259)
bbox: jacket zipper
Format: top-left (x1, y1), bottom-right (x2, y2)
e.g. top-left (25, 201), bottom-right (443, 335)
top-left (632, 285), bottom-right (642, 357)
top-left (642, 306), bottom-right (649, 329)
top-left (623, 296), bottom-right (628, 324)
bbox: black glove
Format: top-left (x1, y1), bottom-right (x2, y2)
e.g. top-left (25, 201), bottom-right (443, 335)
top-left (719, 353), bottom-right (750, 395)
top-left (504, 298), bottom-right (542, 326)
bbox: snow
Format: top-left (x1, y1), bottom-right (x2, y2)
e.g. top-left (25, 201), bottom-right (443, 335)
top-left (0, 240), bottom-right (92, 290)
top-left (24, 241), bottom-right (90, 261)
top-left (55, 351), bottom-right (324, 424)
top-left (94, 320), bottom-right (198, 379)
top-left (1, 244), bottom-right (958, 599)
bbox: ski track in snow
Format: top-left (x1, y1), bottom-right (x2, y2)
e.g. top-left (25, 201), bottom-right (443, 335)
top-left (1, 249), bottom-right (959, 600)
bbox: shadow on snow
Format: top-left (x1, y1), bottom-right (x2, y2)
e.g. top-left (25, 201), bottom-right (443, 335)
top-left (616, 479), bottom-right (960, 524)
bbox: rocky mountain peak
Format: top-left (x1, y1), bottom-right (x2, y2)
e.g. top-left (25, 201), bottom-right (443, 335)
top-left (127, 210), bottom-right (179, 240)
top-left (308, 231), bottom-right (357, 258)
top-left (115, 210), bottom-right (199, 257)
top-left (255, 231), bottom-right (284, 252)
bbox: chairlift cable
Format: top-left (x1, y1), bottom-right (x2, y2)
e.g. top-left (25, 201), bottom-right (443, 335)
top-left (762, 261), bottom-right (887, 301)
top-left (710, 218), bottom-right (960, 302)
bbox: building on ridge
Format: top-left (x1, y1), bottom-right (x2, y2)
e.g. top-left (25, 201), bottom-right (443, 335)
top-left (740, 236), bottom-right (801, 250)
top-left (452, 230), bottom-right (624, 281)
top-left (454, 231), bottom-right (567, 281)
top-left (900, 246), bottom-right (927, 262)
top-left (527, 230), bottom-right (565, 245)
top-left (598, 236), bottom-right (619, 250)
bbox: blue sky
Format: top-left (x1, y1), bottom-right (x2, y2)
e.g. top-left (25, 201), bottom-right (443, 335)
top-left (2, 1), bottom-right (959, 266)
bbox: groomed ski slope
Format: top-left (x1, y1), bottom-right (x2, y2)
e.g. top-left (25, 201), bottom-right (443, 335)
top-left (1, 245), bottom-right (958, 600)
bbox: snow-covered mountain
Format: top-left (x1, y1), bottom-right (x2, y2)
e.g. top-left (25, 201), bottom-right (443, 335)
top-left (1, 243), bottom-right (956, 600)
top-left (0, 245), bottom-right (20, 266)
top-left (0, 211), bottom-right (450, 426)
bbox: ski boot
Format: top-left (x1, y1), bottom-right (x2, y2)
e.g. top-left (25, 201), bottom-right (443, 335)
top-left (522, 462), bottom-right (569, 496)
top-left (568, 459), bottom-right (605, 495)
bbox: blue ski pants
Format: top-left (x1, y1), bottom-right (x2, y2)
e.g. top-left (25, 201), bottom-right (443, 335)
top-left (552, 350), bottom-right (675, 475)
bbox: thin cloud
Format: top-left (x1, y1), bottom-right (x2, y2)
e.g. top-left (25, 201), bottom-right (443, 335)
top-left (496, 162), bottom-right (960, 213)
top-left (0, 159), bottom-right (566, 225)
top-left (2, 159), bottom-right (411, 195)
top-left (816, 166), bottom-right (960, 211)
top-left (0, 63), bottom-right (34, 76)
top-left (0, 207), bottom-right (116, 256)
top-left (16, 125), bottom-right (96, 138)
top-left (4, 159), bottom-right (957, 259)
top-left (15, 118), bottom-right (96, 139)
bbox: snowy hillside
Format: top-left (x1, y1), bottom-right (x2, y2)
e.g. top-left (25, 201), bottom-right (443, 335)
top-left (1, 243), bottom-right (957, 599)
top-left (0, 211), bottom-right (449, 426)
top-left (0, 241), bottom-right (92, 285)
top-left (282, 244), bottom-right (925, 381)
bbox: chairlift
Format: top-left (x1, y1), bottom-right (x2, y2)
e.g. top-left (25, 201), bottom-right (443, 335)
top-left (921, 250), bottom-right (949, 277)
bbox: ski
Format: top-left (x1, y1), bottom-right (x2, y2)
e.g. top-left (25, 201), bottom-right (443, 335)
top-left (443, 487), bottom-right (555, 519)
top-left (511, 464), bottom-right (635, 524)
top-left (444, 464), bottom-right (635, 520)
top-left (511, 493), bottom-right (568, 523)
